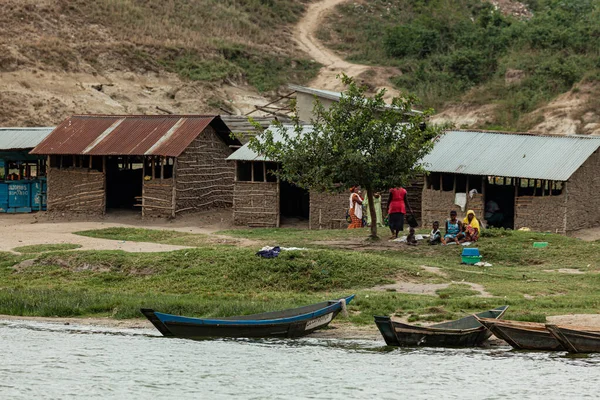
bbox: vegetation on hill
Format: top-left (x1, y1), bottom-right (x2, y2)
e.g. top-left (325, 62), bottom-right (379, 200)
top-left (1, 0), bottom-right (319, 91)
top-left (318, 0), bottom-right (600, 130)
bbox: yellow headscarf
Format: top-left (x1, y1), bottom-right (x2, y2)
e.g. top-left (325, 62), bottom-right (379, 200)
top-left (463, 210), bottom-right (480, 230)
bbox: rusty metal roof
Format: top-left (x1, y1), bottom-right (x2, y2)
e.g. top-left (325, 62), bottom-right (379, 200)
top-left (422, 130), bottom-right (600, 181)
top-left (31, 115), bottom-right (238, 157)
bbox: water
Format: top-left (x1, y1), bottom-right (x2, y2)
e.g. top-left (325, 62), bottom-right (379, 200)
top-left (1, 320), bottom-right (598, 400)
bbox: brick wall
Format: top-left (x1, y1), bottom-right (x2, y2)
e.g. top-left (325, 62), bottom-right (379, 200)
top-left (309, 191), bottom-right (349, 230)
top-left (143, 180), bottom-right (174, 218)
top-left (233, 181), bottom-right (279, 227)
top-left (175, 125), bottom-right (235, 215)
top-left (566, 150), bottom-right (600, 231)
top-left (421, 188), bottom-right (484, 227)
top-left (514, 194), bottom-right (567, 233)
top-left (47, 167), bottom-right (105, 215)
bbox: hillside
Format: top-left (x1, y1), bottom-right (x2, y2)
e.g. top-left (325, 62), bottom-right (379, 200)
top-left (1, 0), bottom-right (599, 135)
top-left (0, 0), bottom-right (319, 126)
top-left (317, 0), bottom-right (600, 135)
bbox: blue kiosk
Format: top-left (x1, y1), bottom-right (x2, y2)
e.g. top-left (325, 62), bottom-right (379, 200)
top-left (0, 127), bottom-right (54, 213)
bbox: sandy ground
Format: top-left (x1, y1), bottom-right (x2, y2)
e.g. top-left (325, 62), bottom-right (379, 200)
top-left (0, 210), bottom-right (240, 253)
top-left (293, 0), bottom-right (400, 99)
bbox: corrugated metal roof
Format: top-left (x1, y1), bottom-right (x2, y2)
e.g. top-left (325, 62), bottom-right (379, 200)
top-left (422, 130), bottom-right (600, 181)
top-left (289, 84), bottom-right (342, 102)
top-left (227, 124), bottom-right (312, 161)
top-left (0, 127), bottom-right (54, 150)
top-left (31, 115), bottom-right (239, 157)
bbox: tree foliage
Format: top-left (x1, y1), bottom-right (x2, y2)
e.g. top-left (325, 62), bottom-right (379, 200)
top-left (248, 76), bottom-right (442, 237)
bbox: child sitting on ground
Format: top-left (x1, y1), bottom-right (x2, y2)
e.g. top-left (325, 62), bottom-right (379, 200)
top-left (406, 226), bottom-right (418, 246)
top-left (429, 221), bottom-right (441, 245)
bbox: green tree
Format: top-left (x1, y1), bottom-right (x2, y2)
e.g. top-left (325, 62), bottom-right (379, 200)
top-left (249, 76), bottom-right (442, 238)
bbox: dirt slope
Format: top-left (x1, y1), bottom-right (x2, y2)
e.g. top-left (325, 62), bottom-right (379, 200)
top-left (293, 0), bottom-right (400, 99)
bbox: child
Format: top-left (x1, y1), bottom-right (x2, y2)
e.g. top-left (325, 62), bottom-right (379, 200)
top-left (406, 226), bottom-right (418, 246)
top-left (429, 221), bottom-right (441, 245)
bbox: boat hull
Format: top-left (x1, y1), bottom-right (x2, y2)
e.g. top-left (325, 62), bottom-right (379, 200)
top-left (142, 295), bottom-right (353, 340)
top-left (375, 306), bottom-right (508, 348)
top-left (476, 318), bottom-right (563, 351)
top-left (546, 325), bottom-right (600, 353)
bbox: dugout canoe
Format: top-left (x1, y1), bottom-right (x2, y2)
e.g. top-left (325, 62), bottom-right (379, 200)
top-left (374, 306), bottom-right (508, 348)
top-left (141, 295), bottom-right (354, 340)
top-left (546, 324), bottom-right (600, 353)
top-left (475, 317), bottom-right (564, 351)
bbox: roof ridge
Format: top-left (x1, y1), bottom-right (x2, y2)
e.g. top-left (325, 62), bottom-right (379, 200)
top-left (70, 114), bottom-right (219, 119)
top-left (447, 129), bottom-right (600, 139)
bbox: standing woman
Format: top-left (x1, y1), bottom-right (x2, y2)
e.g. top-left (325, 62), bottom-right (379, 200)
top-left (347, 186), bottom-right (364, 229)
top-left (387, 186), bottom-right (412, 239)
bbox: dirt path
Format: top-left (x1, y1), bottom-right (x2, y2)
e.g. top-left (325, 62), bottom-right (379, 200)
top-left (0, 211), bottom-right (248, 253)
top-left (294, 0), bottom-right (400, 98)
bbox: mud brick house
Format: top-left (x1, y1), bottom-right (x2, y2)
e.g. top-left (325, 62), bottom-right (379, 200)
top-left (225, 85), bottom-right (424, 229)
top-left (227, 124), bottom-right (422, 229)
top-left (30, 115), bottom-right (240, 218)
top-left (421, 130), bottom-right (600, 234)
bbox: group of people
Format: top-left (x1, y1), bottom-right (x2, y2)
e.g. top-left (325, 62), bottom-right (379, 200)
top-left (429, 209), bottom-right (480, 245)
top-left (347, 186), bottom-right (413, 239)
top-left (348, 185), bottom-right (482, 245)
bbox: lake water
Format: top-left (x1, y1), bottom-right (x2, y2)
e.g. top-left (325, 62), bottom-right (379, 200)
top-left (1, 320), bottom-right (598, 399)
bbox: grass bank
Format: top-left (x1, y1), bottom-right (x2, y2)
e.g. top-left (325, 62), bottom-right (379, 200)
top-left (1, 228), bottom-right (598, 326)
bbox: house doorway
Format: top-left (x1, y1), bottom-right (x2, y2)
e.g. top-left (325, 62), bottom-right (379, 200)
top-left (279, 180), bottom-right (309, 226)
top-left (484, 177), bottom-right (515, 229)
top-left (106, 156), bottom-right (143, 211)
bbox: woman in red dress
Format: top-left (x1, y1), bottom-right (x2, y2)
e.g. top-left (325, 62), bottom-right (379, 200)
top-left (387, 187), bottom-right (411, 239)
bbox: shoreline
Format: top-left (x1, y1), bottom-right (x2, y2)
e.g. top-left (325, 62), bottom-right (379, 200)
top-left (3, 314), bottom-right (599, 341)
top-left (0, 314), bottom-right (382, 340)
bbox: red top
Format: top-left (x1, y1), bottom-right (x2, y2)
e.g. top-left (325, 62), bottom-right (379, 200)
top-left (389, 187), bottom-right (407, 214)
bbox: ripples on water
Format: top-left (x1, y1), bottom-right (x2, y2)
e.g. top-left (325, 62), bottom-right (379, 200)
top-left (0, 320), bottom-right (598, 399)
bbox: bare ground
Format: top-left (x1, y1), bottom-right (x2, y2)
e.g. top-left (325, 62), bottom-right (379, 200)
top-left (0, 209), bottom-right (257, 253)
top-left (293, 0), bottom-right (400, 99)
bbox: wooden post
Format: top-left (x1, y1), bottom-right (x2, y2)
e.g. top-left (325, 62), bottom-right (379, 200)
top-left (251, 162), bottom-right (255, 182)
top-left (142, 158), bottom-right (146, 218)
top-left (453, 175), bottom-right (457, 193)
top-left (102, 156), bottom-right (106, 173)
top-left (160, 157), bottom-right (164, 180)
top-left (88, 156), bottom-right (92, 169)
top-left (542, 180), bottom-right (546, 197)
top-left (263, 162), bottom-right (267, 183)
top-left (151, 157), bottom-right (155, 180)
top-left (439, 174), bottom-right (442, 193)
top-left (172, 158), bottom-right (177, 218)
top-left (276, 176), bottom-right (280, 228)
top-left (59, 155), bottom-right (63, 169)
top-left (234, 161), bottom-right (238, 182)
top-left (72, 155), bottom-right (76, 167)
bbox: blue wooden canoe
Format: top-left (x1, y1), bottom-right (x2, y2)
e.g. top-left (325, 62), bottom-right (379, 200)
top-left (142, 295), bottom-right (354, 339)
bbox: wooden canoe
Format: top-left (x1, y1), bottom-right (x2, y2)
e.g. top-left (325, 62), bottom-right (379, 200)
top-left (546, 324), bottom-right (600, 353)
top-left (475, 317), bottom-right (564, 351)
top-left (375, 306), bottom-right (508, 348)
top-left (141, 295), bottom-right (354, 340)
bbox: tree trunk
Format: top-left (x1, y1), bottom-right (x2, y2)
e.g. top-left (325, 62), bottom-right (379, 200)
top-left (366, 187), bottom-right (378, 238)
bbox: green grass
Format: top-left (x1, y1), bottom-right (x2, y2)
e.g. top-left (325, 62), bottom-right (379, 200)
top-left (1, 228), bottom-right (599, 325)
top-left (13, 244), bottom-right (82, 254)
top-left (75, 227), bottom-right (212, 247)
